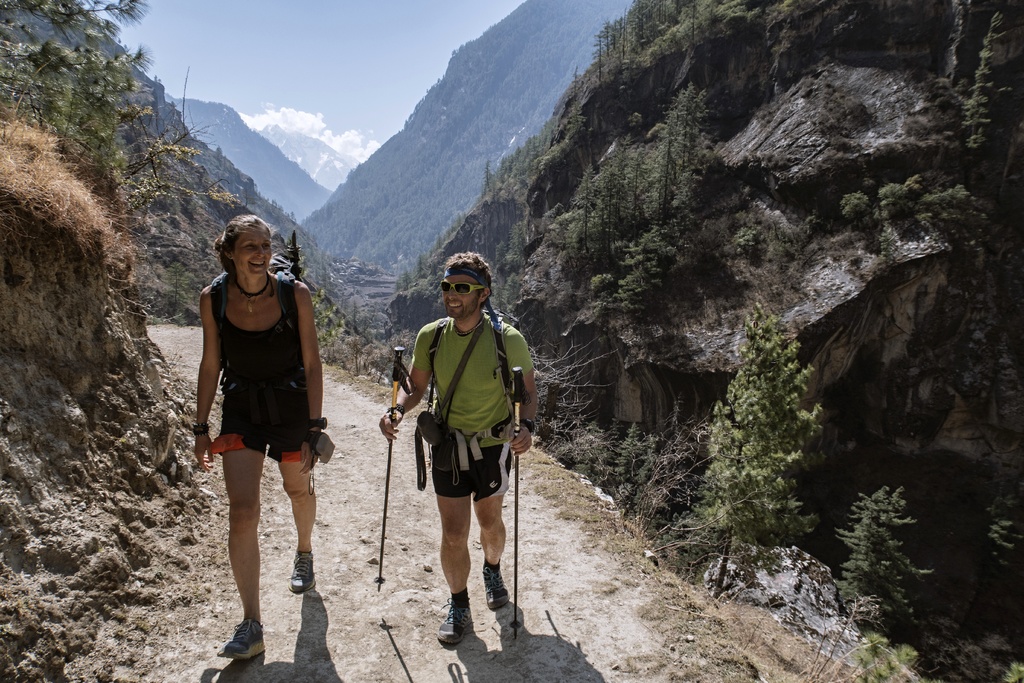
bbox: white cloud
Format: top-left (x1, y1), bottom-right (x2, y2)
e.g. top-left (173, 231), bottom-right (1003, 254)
top-left (241, 106), bottom-right (326, 137)
top-left (240, 106), bottom-right (381, 163)
top-left (321, 129), bottom-right (381, 163)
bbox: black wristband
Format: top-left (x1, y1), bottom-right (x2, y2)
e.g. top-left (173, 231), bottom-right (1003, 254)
top-left (192, 422), bottom-right (209, 437)
top-left (521, 418), bottom-right (535, 433)
top-left (393, 404), bottom-right (405, 415)
top-left (308, 417), bottom-right (327, 430)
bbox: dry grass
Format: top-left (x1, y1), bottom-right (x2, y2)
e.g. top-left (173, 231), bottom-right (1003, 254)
top-left (528, 446), bottom-right (859, 682)
top-left (0, 112), bottom-right (133, 279)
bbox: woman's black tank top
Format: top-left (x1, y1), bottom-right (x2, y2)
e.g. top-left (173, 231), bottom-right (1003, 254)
top-left (220, 313), bottom-right (302, 381)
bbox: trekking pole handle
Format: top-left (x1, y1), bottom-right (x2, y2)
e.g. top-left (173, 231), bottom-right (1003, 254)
top-left (512, 366), bottom-right (524, 435)
top-left (390, 346), bottom-right (405, 420)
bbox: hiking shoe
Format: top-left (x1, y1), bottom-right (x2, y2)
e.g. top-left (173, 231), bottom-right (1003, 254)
top-left (289, 551), bottom-right (316, 594)
top-left (437, 600), bottom-right (472, 644)
top-left (483, 565), bottom-right (509, 610)
top-left (217, 619), bottom-right (264, 659)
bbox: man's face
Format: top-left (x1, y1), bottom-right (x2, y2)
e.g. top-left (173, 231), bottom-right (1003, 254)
top-left (442, 274), bottom-right (488, 324)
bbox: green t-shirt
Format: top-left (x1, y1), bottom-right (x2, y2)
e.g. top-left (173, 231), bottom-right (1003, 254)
top-left (412, 318), bottom-right (533, 447)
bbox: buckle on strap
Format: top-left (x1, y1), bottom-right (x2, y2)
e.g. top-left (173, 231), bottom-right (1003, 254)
top-left (490, 414), bottom-right (513, 439)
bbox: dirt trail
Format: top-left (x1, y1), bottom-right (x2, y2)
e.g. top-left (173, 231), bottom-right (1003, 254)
top-left (142, 324), bottom-right (678, 683)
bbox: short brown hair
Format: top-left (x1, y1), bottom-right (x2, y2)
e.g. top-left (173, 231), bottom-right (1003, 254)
top-left (444, 251), bottom-right (492, 288)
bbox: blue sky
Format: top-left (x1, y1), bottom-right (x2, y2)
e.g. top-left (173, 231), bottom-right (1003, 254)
top-left (119, 1), bottom-right (525, 162)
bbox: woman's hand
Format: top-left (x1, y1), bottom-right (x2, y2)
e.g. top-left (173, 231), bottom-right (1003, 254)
top-left (300, 437), bottom-right (315, 475)
top-left (194, 435), bottom-right (214, 472)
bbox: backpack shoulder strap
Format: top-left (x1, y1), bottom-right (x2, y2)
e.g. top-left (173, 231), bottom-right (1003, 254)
top-left (425, 318), bottom-right (449, 410)
top-left (493, 321), bottom-right (512, 395)
top-left (427, 317), bottom-right (449, 371)
top-left (210, 272), bottom-right (229, 331)
top-left (274, 271), bottom-right (298, 329)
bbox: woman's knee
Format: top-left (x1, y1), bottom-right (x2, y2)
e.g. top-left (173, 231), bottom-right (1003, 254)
top-left (282, 476), bottom-right (311, 501)
top-left (229, 499), bottom-right (260, 530)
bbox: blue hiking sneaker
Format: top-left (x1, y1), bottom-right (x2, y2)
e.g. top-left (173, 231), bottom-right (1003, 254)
top-left (483, 565), bottom-right (509, 610)
top-left (289, 551), bottom-right (315, 594)
top-left (437, 600), bottom-right (472, 644)
top-left (217, 618), bottom-right (264, 659)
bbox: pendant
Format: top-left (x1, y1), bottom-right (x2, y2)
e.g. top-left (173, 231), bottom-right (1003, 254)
top-left (247, 298), bottom-right (254, 313)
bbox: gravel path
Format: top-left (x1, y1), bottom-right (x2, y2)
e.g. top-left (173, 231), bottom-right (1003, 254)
top-left (140, 324), bottom-right (678, 682)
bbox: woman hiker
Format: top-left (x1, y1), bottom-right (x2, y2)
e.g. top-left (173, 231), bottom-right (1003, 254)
top-left (192, 214), bottom-right (326, 660)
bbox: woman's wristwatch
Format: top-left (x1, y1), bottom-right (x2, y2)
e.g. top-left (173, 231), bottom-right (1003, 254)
top-left (308, 417), bottom-right (327, 430)
top-left (521, 418), bottom-right (535, 433)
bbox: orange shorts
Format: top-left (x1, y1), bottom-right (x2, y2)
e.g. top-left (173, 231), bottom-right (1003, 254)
top-left (212, 422), bottom-right (304, 463)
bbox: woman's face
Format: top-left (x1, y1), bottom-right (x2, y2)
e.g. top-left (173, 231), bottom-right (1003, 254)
top-left (229, 228), bottom-right (272, 277)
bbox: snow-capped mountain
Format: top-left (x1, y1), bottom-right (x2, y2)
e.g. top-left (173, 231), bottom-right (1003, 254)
top-left (258, 125), bottom-right (355, 192)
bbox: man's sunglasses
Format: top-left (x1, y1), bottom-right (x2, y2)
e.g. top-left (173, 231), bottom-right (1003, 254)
top-left (440, 280), bottom-right (486, 294)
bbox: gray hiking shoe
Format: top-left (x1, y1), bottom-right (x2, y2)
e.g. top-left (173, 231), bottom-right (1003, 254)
top-left (483, 565), bottom-right (509, 610)
top-left (289, 551), bottom-right (316, 594)
top-left (437, 600), bottom-right (472, 644)
top-left (217, 618), bottom-right (264, 659)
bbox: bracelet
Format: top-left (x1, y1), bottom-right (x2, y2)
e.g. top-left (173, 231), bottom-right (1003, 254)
top-left (393, 404), bottom-right (405, 415)
top-left (192, 422), bottom-right (209, 437)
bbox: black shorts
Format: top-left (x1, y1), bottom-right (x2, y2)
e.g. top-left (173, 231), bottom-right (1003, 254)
top-left (214, 390), bottom-right (309, 463)
top-left (432, 441), bottom-right (511, 501)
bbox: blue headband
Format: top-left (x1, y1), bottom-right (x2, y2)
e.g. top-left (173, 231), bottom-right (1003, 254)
top-left (444, 267), bottom-right (501, 331)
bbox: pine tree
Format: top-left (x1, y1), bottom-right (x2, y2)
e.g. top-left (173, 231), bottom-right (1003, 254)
top-left (0, 0), bottom-right (149, 168)
top-left (964, 12), bottom-right (1002, 151)
top-left (697, 304), bottom-right (821, 549)
top-left (1004, 662), bottom-right (1024, 683)
top-left (837, 486), bottom-right (932, 632)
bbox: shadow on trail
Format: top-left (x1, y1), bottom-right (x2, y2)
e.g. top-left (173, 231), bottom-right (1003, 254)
top-left (447, 608), bottom-right (605, 683)
top-left (380, 618), bottom-right (414, 683)
top-left (200, 591), bottom-right (343, 683)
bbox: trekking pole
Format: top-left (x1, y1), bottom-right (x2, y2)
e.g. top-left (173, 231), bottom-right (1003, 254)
top-left (510, 366), bottom-right (524, 638)
top-left (376, 346), bottom-right (405, 591)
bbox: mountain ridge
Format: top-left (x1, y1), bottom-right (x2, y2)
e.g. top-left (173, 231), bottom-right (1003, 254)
top-left (302, 0), bottom-right (633, 270)
top-left (176, 97), bottom-right (331, 220)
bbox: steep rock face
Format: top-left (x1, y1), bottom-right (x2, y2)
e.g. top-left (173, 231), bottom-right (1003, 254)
top-left (509, 0), bottom-right (1024, 677)
top-left (705, 545), bottom-right (862, 660)
top-left (387, 194), bottom-right (526, 338)
top-left (0, 119), bottom-right (204, 680)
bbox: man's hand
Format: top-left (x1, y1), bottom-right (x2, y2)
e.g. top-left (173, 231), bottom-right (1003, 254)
top-left (510, 427), bottom-right (533, 455)
top-left (379, 409), bottom-right (403, 441)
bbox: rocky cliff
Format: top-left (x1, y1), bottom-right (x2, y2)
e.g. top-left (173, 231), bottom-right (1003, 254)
top-left (393, 0), bottom-right (1024, 678)
top-left (0, 115), bottom-right (207, 679)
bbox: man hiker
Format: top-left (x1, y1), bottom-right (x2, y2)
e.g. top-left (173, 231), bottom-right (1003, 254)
top-left (379, 252), bottom-right (537, 645)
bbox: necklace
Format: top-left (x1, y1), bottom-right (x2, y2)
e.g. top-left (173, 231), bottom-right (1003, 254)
top-left (236, 273), bottom-right (270, 313)
top-left (454, 317), bottom-right (483, 336)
